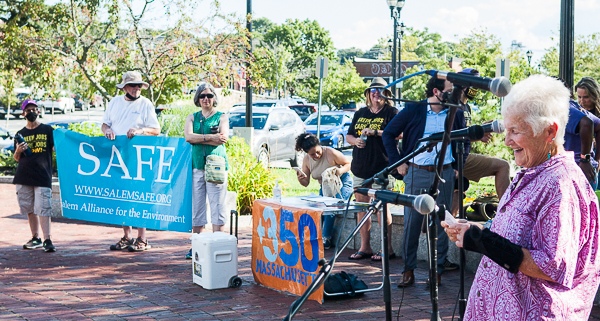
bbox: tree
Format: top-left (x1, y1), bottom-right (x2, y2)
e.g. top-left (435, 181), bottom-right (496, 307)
top-left (305, 61), bottom-right (366, 108)
top-left (541, 33), bottom-right (600, 86)
top-left (263, 19), bottom-right (336, 80)
top-left (337, 47), bottom-right (364, 64)
top-left (254, 39), bottom-right (294, 98)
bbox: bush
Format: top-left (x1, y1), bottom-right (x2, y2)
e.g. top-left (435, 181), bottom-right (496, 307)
top-left (157, 102), bottom-right (198, 137)
top-left (226, 136), bottom-right (278, 214)
top-left (0, 152), bottom-right (17, 175)
top-left (67, 122), bottom-right (104, 137)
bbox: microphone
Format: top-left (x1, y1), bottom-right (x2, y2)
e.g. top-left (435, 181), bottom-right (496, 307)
top-left (434, 71), bottom-right (512, 97)
top-left (481, 119), bottom-right (505, 134)
top-left (355, 189), bottom-right (436, 215)
top-left (420, 125), bottom-right (484, 142)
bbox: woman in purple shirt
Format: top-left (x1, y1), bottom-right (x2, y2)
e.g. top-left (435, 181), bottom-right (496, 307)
top-left (443, 75), bottom-right (600, 320)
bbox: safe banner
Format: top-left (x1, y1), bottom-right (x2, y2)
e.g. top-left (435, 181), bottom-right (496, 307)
top-left (251, 200), bottom-right (324, 303)
top-left (53, 128), bottom-right (192, 232)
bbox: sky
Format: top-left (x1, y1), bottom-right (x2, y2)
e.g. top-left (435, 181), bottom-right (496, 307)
top-left (205, 0), bottom-right (600, 66)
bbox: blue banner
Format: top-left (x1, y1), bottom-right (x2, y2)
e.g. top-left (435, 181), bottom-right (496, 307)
top-left (53, 128), bottom-right (192, 232)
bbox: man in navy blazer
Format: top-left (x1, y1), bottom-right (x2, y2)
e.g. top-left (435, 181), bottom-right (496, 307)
top-left (382, 76), bottom-right (470, 287)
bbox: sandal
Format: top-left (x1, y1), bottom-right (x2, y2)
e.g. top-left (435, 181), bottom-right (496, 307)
top-left (348, 251), bottom-right (373, 260)
top-left (371, 250), bottom-right (396, 261)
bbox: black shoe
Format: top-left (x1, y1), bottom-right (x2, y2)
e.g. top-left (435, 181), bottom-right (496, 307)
top-left (43, 239), bottom-right (56, 252)
top-left (443, 259), bottom-right (459, 271)
top-left (110, 236), bottom-right (134, 250)
top-left (323, 238), bottom-right (332, 250)
top-left (23, 237), bottom-right (43, 249)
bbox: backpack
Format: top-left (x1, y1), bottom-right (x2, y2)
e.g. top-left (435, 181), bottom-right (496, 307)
top-left (324, 271), bottom-right (368, 297)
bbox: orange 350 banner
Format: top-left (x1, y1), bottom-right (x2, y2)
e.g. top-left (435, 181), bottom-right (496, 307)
top-left (252, 200), bottom-right (325, 303)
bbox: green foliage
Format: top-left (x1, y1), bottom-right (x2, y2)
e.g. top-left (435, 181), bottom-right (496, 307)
top-left (338, 47), bottom-right (365, 64)
top-left (225, 136), bottom-right (278, 214)
top-left (541, 33), bottom-right (600, 86)
top-left (67, 122), bottom-right (104, 137)
top-left (304, 61), bottom-right (367, 108)
top-left (0, 152), bottom-right (18, 175)
top-left (263, 19), bottom-right (336, 73)
top-left (157, 102), bottom-right (199, 138)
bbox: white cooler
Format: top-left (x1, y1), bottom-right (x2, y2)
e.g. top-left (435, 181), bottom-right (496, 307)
top-left (190, 232), bottom-right (241, 290)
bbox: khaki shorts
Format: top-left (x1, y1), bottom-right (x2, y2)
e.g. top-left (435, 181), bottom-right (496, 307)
top-left (16, 185), bottom-right (52, 217)
top-left (463, 153), bottom-right (499, 182)
top-left (352, 174), bottom-right (396, 190)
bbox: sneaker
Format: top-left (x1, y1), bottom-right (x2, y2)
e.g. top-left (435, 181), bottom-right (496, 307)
top-left (442, 258), bottom-right (459, 271)
top-left (43, 239), bottom-right (56, 252)
top-left (110, 236), bottom-right (134, 251)
top-left (23, 237), bottom-right (43, 249)
top-left (128, 238), bottom-right (151, 252)
top-left (186, 248), bottom-right (192, 259)
top-left (323, 238), bottom-right (332, 250)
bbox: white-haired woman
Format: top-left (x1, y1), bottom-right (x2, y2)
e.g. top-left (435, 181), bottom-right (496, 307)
top-left (184, 83), bottom-right (229, 259)
top-left (443, 75), bottom-right (600, 320)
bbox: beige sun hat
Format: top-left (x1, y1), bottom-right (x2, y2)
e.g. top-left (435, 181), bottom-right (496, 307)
top-left (116, 71), bottom-right (149, 89)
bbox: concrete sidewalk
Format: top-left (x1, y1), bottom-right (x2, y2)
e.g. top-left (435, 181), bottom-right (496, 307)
top-left (1, 183), bottom-right (599, 320)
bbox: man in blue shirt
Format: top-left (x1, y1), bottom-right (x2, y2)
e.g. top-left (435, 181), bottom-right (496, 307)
top-left (383, 76), bottom-right (469, 287)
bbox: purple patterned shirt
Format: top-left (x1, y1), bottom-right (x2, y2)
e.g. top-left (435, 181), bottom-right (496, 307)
top-left (465, 152), bottom-right (600, 320)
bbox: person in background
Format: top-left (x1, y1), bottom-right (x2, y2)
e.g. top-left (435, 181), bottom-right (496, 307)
top-left (443, 75), bottom-right (600, 320)
top-left (450, 68), bottom-right (511, 217)
top-left (576, 77), bottom-right (600, 118)
top-left (294, 133), bottom-right (352, 249)
top-left (13, 99), bottom-right (56, 252)
top-left (346, 77), bottom-right (398, 261)
top-left (184, 82), bottom-right (229, 259)
top-left (383, 76), bottom-right (468, 287)
top-left (102, 71), bottom-right (161, 252)
top-left (559, 77), bottom-right (600, 189)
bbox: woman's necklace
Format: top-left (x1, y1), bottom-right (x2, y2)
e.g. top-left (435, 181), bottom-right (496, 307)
top-left (370, 104), bottom-right (383, 114)
top-left (202, 108), bottom-right (216, 119)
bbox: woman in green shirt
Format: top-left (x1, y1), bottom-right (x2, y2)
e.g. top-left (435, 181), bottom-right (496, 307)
top-left (184, 82), bottom-right (229, 259)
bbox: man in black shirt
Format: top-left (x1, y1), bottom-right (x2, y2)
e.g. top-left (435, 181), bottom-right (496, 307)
top-left (13, 99), bottom-right (56, 252)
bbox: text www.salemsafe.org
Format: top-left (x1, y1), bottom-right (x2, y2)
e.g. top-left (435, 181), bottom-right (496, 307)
top-left (73, 185), bottom-right (172, 205)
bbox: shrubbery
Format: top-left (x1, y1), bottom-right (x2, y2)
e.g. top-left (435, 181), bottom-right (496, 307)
top-left (226, 136), bottom-right (277, 214)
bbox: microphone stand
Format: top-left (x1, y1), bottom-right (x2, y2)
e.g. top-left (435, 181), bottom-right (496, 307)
top-left (456, 140), bottom-right (467, 320)
top-left (283, 200), bottom-right (383, 321)
top-left (423, 84), bottom-right (463, 321)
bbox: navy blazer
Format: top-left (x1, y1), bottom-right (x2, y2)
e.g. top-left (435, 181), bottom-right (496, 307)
top-left (382, 100), bottom-right (470, 171)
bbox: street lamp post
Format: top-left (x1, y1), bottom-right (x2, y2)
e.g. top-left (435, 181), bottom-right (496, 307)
top-left (387, 0), bottom-right (405, 97)
top-left (526, 50), bottom-right (533, 76)
top-left (398, 22), bottom-right (406, 98)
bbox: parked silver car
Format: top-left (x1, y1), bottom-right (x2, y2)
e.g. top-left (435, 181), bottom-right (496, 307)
top-left (228, 106), bottom-right (305, 166)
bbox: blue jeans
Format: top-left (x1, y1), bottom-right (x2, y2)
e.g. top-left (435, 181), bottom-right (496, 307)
top-left (320, 172), bottom-right (353, 239)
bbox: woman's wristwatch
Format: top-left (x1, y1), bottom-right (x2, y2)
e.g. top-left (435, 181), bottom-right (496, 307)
top-left (581, 153), bottom-right (591, 163)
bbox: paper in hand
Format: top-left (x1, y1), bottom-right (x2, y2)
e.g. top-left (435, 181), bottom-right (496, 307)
top-left (444, 210), bottom-right (457, 224)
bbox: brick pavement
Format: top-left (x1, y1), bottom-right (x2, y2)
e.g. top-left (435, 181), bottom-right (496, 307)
top-left (1, 183), bottom-right (599, 320)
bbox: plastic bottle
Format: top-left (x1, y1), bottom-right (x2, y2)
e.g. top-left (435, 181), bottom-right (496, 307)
top-left (14, 133), bottom-right (32, 157)
top-left (360, 132), bottom-right (368, 142)
top-left (273, 181), bottom-right (282, 202)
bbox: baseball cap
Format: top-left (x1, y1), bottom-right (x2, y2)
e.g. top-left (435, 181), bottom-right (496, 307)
top-left (21, 99), bottom-right (38, 110)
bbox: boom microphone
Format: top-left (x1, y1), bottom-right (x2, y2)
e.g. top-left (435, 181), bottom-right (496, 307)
top-left (434, 71), bottom-right (512, 97)
top-left (420, 125), bottom-right (484, 142)
top-left (355, 189), bottom-right (436, 215)
top-left (481, 119), bottom-right (505, 134)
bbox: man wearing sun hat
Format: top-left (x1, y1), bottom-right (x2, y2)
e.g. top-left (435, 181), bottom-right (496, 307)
top-left (13, 99), bottom-right (57, 252)
top-left (102, 70), bottom-right (160, 252)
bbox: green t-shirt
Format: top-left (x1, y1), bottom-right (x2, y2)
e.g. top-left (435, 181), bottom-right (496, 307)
top-left (191, 111), bottom-right (229, 170)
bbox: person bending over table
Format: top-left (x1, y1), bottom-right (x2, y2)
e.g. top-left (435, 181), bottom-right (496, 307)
top-left (295, 133), bottom-right (352, 249)
top-left (443, 75), bottom-right (600, 320)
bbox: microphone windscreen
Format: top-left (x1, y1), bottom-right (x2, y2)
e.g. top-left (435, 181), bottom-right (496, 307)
top-left (414, 194), bottom-right (436, 215)
top-left (490, 77), bottom-right (512, 97)
top-left (468, 125), bottom-right (485, 140)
